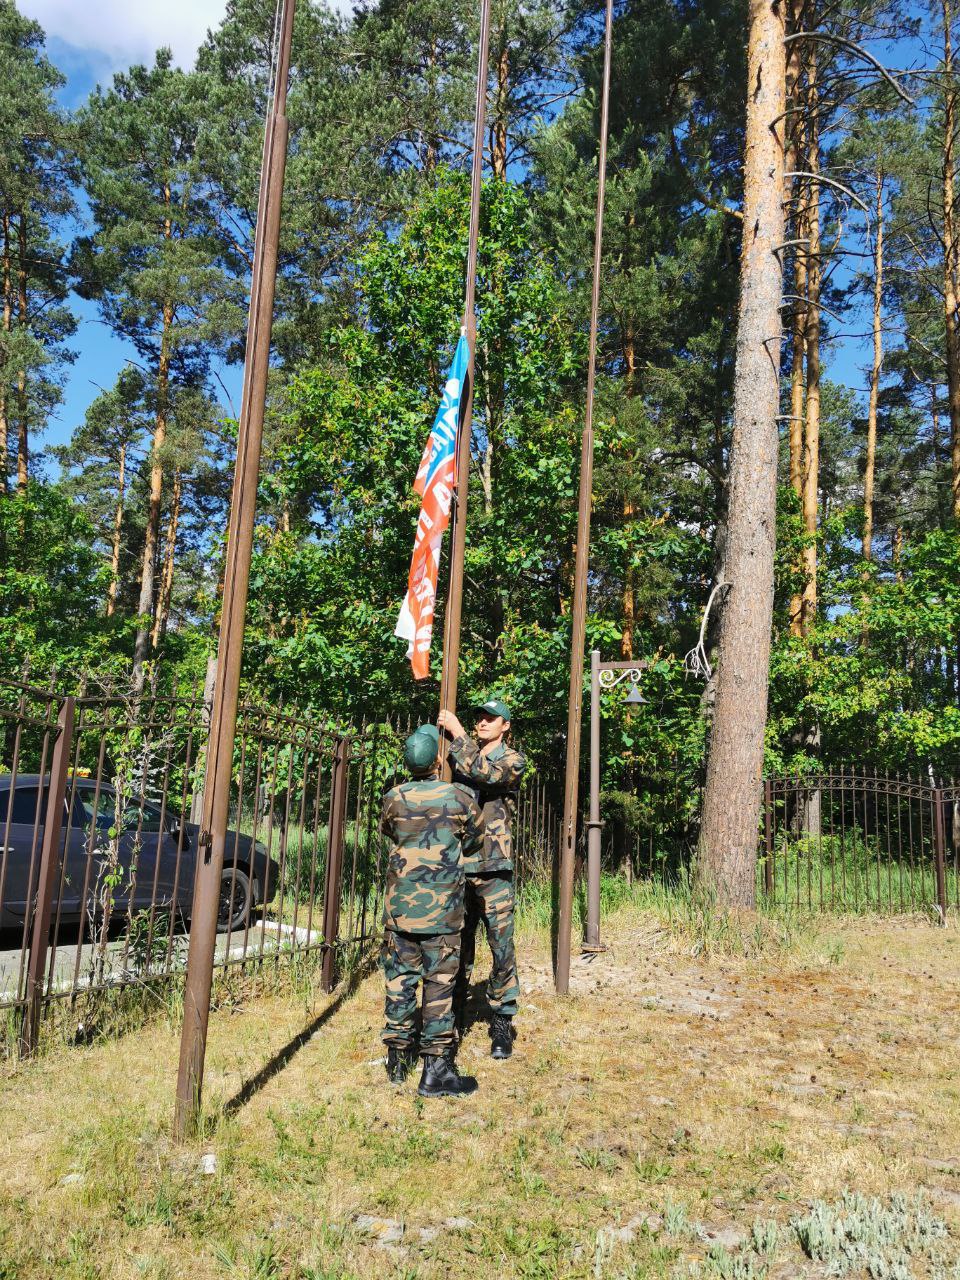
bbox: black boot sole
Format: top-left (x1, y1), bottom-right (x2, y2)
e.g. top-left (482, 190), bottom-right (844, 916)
top-left (417, 1083), bottom-right (479, 1097)
top-left (490, 1045), bottom-right (512, 1060)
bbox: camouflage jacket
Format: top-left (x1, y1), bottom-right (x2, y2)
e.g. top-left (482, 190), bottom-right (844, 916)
top-left (449, 737), bottom-right (526, 875)
top-left (380, 777), bottom-right (484, 934)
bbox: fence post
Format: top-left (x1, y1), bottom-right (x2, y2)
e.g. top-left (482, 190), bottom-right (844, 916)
top-left (321, 736), bottom-right (351, 993)
top-left (19, 696), bottom-right (75, 1056)
top-left (763, 778), bottom-right (774, 900)
top-left (932, 787), bottom-right (949, 923)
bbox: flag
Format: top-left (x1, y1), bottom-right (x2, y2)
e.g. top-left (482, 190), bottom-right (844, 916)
top-left (395, 334), bottom-right (470, 680)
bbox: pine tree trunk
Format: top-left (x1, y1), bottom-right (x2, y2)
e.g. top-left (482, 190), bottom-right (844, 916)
top-left (621, 493), bottom-right (636, 659)
top-left (15, 214), bottom-right (28, 494)
top-left (106, 440), bottom-right (127, 617)
top-left (131, 296), bottom-right (173, 690)
top-left (490, 41), bottom-right (509, 180)
top-left (151, 468), bottom-right (181, 648)
top-left (788, 219), bottom-right (806, 635)
top-left (622, 316), bottom-right (638, 659)
top-left (942, 0), bottom-right (960, 522)
top-left (788, 235), bottom-right (806, 501)
top-left (863, 170), bottom-right (884, 560)
top-left (426, 38), bottom-right (440, 173)
top-left (801, 49), bottom-right (821, 634)
top-left (695, 0), bottom-right (786, 907)
top-left (785, 13), bottom-right (806, 635)
top-left (784, 3), bottom-right (804, 492)
top-left (0, 211), bottom-right (10, 492)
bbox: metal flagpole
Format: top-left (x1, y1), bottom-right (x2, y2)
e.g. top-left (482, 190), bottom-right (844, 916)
top-left (173, 0), bottom-right (296, 1141)
top-left (555, 0), bottom-right (614, 995)
top-left (438, 0), bottom-right (492, 779)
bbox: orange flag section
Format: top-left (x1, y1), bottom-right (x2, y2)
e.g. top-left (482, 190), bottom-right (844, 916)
top-left (395, 335), bottom-right (470, 679)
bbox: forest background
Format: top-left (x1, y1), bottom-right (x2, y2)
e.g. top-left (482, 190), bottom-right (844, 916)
top-left (2, 0), bottom-right (958, 825)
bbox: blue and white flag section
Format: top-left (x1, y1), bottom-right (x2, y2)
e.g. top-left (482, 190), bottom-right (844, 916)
top-left (395, 334), bottom-right (470, 679)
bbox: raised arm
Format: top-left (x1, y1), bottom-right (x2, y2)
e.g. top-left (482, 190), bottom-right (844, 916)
top-left (448, 736), bottom-right (526, 789)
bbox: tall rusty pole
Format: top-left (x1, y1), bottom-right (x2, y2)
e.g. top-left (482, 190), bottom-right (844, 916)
top-left (438, 0), bottom-right (491, 779)
top-left (555, 0), bottom-right (614, 994)
top-left (173, 0), bottom-right (296, 1141)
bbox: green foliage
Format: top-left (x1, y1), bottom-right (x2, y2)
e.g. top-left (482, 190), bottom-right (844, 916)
top-left (768, 527), bottom-right (960, 774)
top-left (0, 483), bottom-right (118, 680)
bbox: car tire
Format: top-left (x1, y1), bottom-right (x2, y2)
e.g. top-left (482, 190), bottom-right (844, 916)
top-left (217, 866), bottom-right (252, 933)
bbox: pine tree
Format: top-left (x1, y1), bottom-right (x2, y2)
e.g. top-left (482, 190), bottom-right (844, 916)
top-left (74, 51), bottom-right (244, 688)
top-left (0, 2), bottom-right (76, 490)
top-left (696, 0), bottom-right (786, 906)
top-left (54, 367), bottom-right (149, 617)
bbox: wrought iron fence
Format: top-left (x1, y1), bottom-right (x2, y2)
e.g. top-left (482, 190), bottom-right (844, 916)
top-left (0, 678), bottom-right (410, 1051)
top-left (513, 771), bottom-right (561, 887)
top-left (593, 764), bottom-right (959, 918)
top-left (763, 769), bottom-right (959, 916)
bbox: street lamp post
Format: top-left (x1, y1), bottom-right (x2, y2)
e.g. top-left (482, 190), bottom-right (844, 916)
top-left (585, 653), bottom-right (647, 952)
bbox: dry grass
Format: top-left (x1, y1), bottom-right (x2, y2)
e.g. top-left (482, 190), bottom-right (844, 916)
top-left (2, 892), bottom-right (960, 1278)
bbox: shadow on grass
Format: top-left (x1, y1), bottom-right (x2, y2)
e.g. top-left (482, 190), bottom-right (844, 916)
top-left (222, 949), bottom-right (377, 1118)
top-left (456, 978), bottom-right (495, 1044)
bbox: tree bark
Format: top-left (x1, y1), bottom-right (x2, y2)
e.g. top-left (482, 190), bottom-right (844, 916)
top-left (621, 499), bottom-right (635, 659)
top-left (106, 440), bottom-right (127, 617)
top-left (942, 0), bottom-right (960, 523)
top-left (15, 214), bottom-right (28, 494)
top-left (785, 9), bottom-right (806, 634)
top-left (151, 468), bottom-right (181, 649)
top-left (131, 297), bottom-right (172, 690)
top-left (622, 309), bottom-right (638, 659)
top-left (695, 0), bottom-right (785, 907)
top-left (490, 40), bottom-right (509, 180)
top-left (787, 216), bottom-right (806, 635)
top-left (0, 211), bottom-right (10, 491)
top-left (132, 183), bottom-right (174, 691)
top-left (863, 169), bottom-right (884, 560)
top-left (800, 46), bottom-right (821, 634)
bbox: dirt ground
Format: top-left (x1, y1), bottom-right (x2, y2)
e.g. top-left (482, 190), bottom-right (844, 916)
top-left (2, 904), bottom-right (960, 1278)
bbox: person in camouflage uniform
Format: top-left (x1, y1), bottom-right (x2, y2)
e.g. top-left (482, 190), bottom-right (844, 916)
top-left (438, 699), bottom-right (526, 1060)
top-left (380, 723), bottom-right (484, 1097)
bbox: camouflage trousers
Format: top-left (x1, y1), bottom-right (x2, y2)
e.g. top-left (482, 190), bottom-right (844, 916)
top-left (381, 928), bottom-right (460, 1057)
top-left (454, 873), bottom-right (520, 1020)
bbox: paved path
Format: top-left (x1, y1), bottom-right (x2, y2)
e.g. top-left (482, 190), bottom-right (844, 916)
top-left (0, 918), bottom-right (322, 1005)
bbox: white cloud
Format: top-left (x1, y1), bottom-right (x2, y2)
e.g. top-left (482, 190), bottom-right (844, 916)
top-left (20, 0), bottom-right (233, 68)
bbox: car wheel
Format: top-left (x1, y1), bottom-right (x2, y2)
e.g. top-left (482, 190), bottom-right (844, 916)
top-left (217, 866), bottom-right (252, 933)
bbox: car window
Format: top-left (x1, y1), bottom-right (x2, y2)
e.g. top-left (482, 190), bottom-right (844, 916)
top-left (125, 800), bottom-right (165, 833)
top-left (2, 786), bottom-right (44, 827)
top-left (73, 786), bottom-right (116, 830)
top-left (73, 788), bottom-right (166, 833)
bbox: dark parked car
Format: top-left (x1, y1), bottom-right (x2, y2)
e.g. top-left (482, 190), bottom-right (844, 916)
top-left (0, 775), bottom-right (278, 933)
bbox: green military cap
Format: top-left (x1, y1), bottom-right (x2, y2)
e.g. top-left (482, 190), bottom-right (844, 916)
top-left (404, 723), bottom-right (440, 773)
top-left (474, 698), bottom-right (512, 722)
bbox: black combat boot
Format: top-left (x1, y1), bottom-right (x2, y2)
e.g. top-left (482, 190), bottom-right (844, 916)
top-left (490, 1013), bottom-right (516, 1060)
top-left (417, 1052), bottom-right (478, 1098)
top-left (386, 1046), bottom-right (416, 1085)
